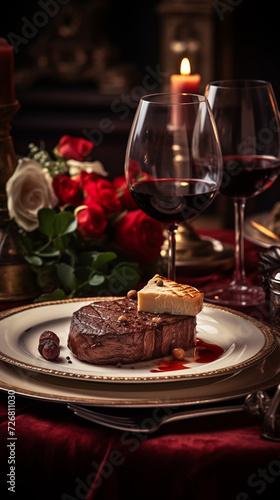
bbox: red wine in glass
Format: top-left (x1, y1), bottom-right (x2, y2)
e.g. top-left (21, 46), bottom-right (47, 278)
top-left (130, 178), bottom-right (217, 223)
top-left (221, 155), bottom-right (280, 198)
top-left (204, 80), bottom-right (280, 307)
top-left (125, 93), bottom-right (223, 280)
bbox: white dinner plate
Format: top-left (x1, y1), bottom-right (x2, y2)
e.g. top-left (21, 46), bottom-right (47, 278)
top-left (0, 299), bottom-right (276, 383)
top-left (0, 336), bottom-right (280, 407)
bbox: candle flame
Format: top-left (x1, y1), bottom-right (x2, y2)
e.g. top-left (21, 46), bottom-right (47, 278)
top-left (180, 58), bottom-right (191, 76)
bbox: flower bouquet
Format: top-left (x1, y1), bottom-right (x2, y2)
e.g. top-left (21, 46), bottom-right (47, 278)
top-left (5, 135), bottom-right (164, 301)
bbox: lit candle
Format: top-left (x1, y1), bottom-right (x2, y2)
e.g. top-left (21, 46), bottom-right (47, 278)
top-left (169, 59), bottom-right (201, 127)
top-left (0, 38), bottom-right (15, 105)
top-left (170, 58), bottom-right (201, 95)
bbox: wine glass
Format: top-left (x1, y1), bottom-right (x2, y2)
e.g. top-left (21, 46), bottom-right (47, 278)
top-left (124, 93), bottom-right (223, 280)
top-left (204, 80), bottom-right (280, 307)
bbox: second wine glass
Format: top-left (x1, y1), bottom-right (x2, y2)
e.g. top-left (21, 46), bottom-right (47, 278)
top-left (204, 80), bottom-right (280, 307)
top-left (125, 93), bottom-right (222, 280)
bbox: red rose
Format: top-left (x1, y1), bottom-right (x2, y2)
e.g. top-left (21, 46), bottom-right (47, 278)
top-left (115, 210), bottom-right (164, 264)
top-left (56, 135), bottom-right (94, 161)
top-left (112, 176), bottom-right (138, 210)
top-left (79, 170), bottom-right (100, 189)
top-left (76, 204), bottom-right (107, 239)
top-left (127, 159), bottom-right (142, 184)
top-left (84, 178), bottom-right (122, 216)
top-left (53, 174), bottom-right (83, 206)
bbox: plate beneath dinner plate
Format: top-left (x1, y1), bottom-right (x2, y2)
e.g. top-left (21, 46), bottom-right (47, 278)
top-left (0, 299), bottom-right (276, 383)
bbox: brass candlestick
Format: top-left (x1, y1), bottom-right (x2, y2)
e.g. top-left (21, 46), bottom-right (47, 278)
top-left (0, 100), bottom-right (39, 301)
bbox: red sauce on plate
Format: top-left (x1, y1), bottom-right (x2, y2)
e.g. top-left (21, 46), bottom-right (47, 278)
top-left (195, 338), bottom-right (224, 363)
top-left (150, 338), bottom-right (224, 373)
top-left (150, 359), bottom-right (190, 373)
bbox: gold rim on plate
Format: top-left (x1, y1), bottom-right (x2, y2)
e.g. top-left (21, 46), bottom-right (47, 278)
top-left (0, 298), bottom-right (277, 383)
top-left (0, 336), bottom-right (280, 407)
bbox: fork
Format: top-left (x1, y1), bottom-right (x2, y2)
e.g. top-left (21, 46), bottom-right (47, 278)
top-left (67, 391), bottom-right (272, 433)
top-left (262, 384), bottom-right (280, 441)
top-left (68, 400), bottom-right (248, 433)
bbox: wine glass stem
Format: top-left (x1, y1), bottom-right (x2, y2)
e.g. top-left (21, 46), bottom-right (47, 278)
top-left (232, 199), bottom-right (247, 287)
top-left (168, 223), bottom-right (178, 281)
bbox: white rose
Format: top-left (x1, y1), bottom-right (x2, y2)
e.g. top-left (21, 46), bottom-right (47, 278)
top-left (67, 159), bottom-right (108, 177)
top-left (6, 158), bottom-right (58, 231)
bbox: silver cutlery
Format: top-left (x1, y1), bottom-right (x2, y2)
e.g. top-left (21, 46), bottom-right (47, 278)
top-left (67, 390), bottom-right (271, 434)
top-left (262, 384), bottom-right (280, 441)
top-left (250, 220), bottom-right (280, 242)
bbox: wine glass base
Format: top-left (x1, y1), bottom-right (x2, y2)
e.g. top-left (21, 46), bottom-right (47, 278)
top-left (203, 282), bottom-right (265, 308)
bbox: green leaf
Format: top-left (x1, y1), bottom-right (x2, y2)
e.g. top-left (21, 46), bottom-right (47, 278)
top-left (34, 288), bottom-right (66, 303)
top-left (88, 273), bottom-right (105, 286)
top-left (109, 264), bottom-right (140, 294)
top-left (53, 234), bottom-right (70, 253)
top-left (75, 266), bottom-right (92, 284)
top-left (36, 248), bottom-right (60, 258)
top-left (56, 263), bottom-right (76, 291)
top-left (78, 251), bottom-right (99, 267)
top-left (24, 255), bottom-right (43, 266)
top-left (53, 211), bottom-right (77, 237)
top-left (92, 252), bottom-right (117, 271)
top-left (65, 247), bottom-right (77, 268)
top-left (20, 235), bottom-right (34, 253)
top-left (38, 208), bottom-right (57, 239)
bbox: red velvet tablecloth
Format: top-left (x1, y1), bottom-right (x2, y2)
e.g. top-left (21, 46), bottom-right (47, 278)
top-left (1, 230), bottom-right (280, 500)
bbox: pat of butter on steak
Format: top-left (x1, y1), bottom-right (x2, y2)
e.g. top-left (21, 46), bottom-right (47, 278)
top-left (138, 274), bottom-right (203, 316)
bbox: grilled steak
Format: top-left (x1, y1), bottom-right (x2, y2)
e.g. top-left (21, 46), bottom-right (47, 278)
top-left (67, 297), bottom-right (196, 365)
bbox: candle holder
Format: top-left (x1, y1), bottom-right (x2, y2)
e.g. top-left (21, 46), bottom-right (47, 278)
top-left (0, 100), bottom-right (39, 301)
top-left (160, 222), bottom-right (234, 276)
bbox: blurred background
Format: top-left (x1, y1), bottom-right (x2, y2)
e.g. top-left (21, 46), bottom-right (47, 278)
top-left (1, 0), bottom-right (280, 228)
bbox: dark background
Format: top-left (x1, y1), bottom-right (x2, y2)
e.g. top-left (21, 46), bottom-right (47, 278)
top-left (1, 0), bottom-right (280, 226)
